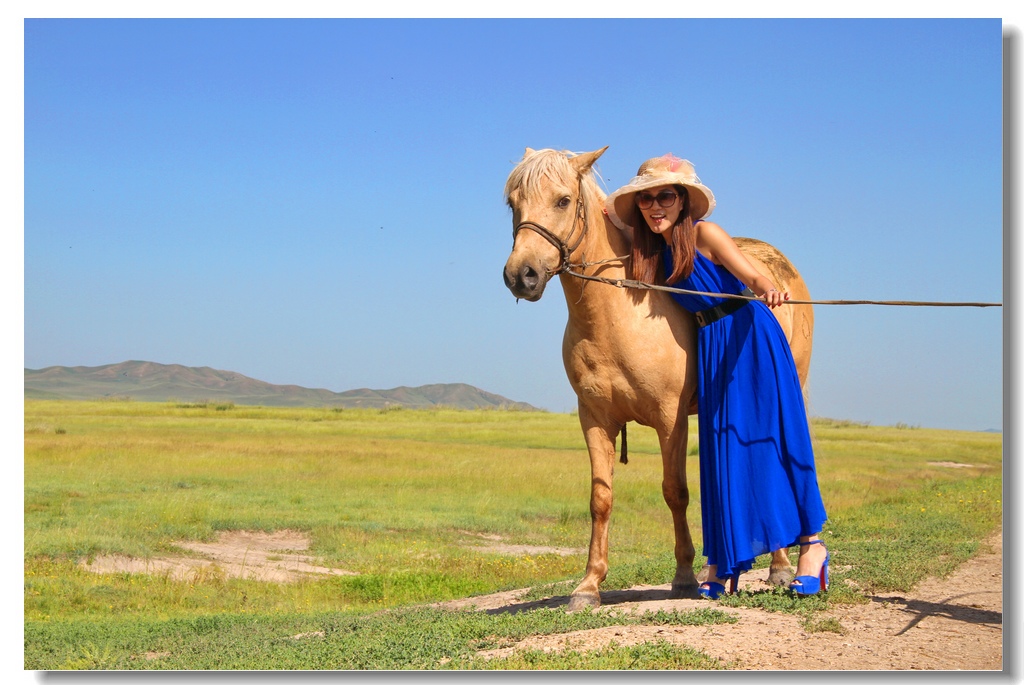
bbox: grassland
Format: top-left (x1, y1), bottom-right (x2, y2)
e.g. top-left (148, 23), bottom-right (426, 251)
top-left (24, 400), bottom-right (1002, 669)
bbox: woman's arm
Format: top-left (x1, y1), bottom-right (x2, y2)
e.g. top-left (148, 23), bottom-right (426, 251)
top-left (695, 221), bottom-right (790, 308)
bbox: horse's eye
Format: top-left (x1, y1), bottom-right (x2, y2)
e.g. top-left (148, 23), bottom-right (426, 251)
top-left (557, 196), bottom-right (571, 209)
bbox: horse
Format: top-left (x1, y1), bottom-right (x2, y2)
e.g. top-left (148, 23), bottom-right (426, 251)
top-left (502, 147), bottom-right (814, 611)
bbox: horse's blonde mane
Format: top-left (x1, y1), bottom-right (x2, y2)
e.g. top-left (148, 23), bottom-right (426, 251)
top-left (504, 149), bottom-right (605, 205)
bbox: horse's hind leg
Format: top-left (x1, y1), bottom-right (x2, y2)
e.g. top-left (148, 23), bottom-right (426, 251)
top-left (697, 549), bottom-right (795, 586)
top-left (767, 548), bottom-right (795, 586)
top-left (659, 422), bottom-right (698, 598)
top-left (567, 405), bottom-right (617, 612)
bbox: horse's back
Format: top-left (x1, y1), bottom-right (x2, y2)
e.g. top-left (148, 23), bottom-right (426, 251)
top-left (734, 237), bottom-right (814, 388)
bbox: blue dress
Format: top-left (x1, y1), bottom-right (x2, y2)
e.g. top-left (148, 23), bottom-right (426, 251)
top-left (665, 248), bottom-right (827, 579)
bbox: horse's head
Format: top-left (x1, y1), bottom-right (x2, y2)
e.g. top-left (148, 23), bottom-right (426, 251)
top-left (502, 146), bottom-right (608, 301)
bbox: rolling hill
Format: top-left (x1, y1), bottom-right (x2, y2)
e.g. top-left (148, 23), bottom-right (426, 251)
top-left (24, 361), bottom-right (541, 411)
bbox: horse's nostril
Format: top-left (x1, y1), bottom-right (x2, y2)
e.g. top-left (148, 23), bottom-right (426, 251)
top-left (522, 265), bottom-right (538, 289)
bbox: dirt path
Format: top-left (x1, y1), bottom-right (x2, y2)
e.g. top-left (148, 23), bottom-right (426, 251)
top-left (439, 528), bottom-right (1004, 670)
top-left (81, 528), bottom-right (1003, 670)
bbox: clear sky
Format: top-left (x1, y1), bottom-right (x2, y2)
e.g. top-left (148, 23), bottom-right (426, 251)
top-left (22, 17), bottom-right (1007, 431)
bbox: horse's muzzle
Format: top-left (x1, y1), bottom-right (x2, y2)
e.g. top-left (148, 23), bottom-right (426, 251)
top-left (503, 261), bottom-right (547, 301)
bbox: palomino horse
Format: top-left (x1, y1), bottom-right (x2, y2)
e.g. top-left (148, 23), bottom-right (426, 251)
top-left (502, 147), bottom-right (814, 610)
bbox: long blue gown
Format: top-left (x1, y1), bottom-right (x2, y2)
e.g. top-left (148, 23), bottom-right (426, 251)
top-left (665, 247), bottom-right (827, 580)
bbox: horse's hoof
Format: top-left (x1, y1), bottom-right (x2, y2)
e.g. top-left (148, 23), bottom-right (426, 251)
top-left (567, 592), bottom-right (600, 612)
top-left (767, 567), bottom-right (795, 587)
top-left (670, 582), bottom-right (699, 599)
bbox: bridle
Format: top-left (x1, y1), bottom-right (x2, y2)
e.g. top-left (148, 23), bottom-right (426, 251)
top-left (511, 174), bottom-right (589, 276)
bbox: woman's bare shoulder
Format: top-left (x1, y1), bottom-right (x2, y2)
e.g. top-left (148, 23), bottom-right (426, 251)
top-left (695, 221), bottom-right (733, 248)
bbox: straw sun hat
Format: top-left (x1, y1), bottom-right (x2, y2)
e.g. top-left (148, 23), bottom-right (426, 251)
top-left (604, 153), bottom-right (716, 231)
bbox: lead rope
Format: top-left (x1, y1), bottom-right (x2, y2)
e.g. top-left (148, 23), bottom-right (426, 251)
top-left (565, 258), bottom-right (1002, 308)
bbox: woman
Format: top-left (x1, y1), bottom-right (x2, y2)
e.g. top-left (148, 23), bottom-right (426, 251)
top-left (605, 153), bottom-right (829, 598)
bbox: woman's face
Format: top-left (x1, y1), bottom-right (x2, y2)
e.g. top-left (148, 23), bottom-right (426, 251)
top-left (636, 184), bottom-right (683, 236)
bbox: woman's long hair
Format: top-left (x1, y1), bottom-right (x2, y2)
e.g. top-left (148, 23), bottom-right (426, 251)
top-left (629, 186), bottom-right (697, 285)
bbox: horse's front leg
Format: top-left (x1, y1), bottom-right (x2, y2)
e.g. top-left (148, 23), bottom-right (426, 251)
top-left (567, 403), bottom-right (618, 612)
top-left (659, 420), bottom-right (698, 598)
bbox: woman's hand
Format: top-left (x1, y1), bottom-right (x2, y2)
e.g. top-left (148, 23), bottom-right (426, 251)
top-left (761, 288), bottom-right (790, 309)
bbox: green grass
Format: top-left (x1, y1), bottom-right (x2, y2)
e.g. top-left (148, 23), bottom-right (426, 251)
top-left (24, 400), bottom-right (1002, 669)
top-left (24, 605), bottom-right (736, 670)
top-left (461, 640), bottom-right (728, 670)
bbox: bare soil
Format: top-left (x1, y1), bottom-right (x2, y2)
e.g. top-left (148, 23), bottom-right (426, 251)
top-left (81, 528), bottom-right (1003, 670)
top-left (80, 530), bottom-right (357, 582)
top-left (439, 527), bottom-right (1004, 671)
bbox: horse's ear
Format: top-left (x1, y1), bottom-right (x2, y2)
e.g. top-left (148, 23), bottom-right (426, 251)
top-left (569, 146), bottom-right (609, 173)
top-left (524, 147), bottom-right (535, 156)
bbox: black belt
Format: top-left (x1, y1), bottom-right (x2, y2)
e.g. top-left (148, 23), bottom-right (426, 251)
top-left (694, 287), bottom-right (755, 327)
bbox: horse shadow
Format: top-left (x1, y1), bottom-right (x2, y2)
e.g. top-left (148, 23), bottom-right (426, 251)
top-left (480, 585), bottom-right (1003, 635)
top-left (480, 585), bottom-right (698, 616)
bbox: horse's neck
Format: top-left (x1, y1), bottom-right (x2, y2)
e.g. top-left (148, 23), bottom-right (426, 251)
top-left (559, 211), bottom-right (635, 327)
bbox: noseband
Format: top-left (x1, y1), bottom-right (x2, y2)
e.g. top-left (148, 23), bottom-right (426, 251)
top-left (511, 176), bottom-right (588, 276)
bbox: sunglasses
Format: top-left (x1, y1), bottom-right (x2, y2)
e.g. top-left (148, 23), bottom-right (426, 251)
top-left (635, 190), bottom-right (680, 210)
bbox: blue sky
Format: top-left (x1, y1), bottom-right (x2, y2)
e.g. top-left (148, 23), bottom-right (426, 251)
top-left (22, 18), bottom-right (1007, 431)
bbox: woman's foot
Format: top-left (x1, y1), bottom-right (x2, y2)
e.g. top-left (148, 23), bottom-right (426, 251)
top-left (790, 536), bottom-right (830, 595)
top-left (697, 565), bottom-right (737, 599)
top-left (794, 536), bottom-right (827, 577)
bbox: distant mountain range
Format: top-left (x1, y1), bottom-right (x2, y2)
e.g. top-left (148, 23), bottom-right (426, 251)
top-left (24, 361), bottom-right (541, 411)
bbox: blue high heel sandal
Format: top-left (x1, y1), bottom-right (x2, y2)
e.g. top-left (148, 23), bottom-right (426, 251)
top-left (789, 540), bottom-right (830, 596)
top-left (698, 574), bottom-right (739, 600)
